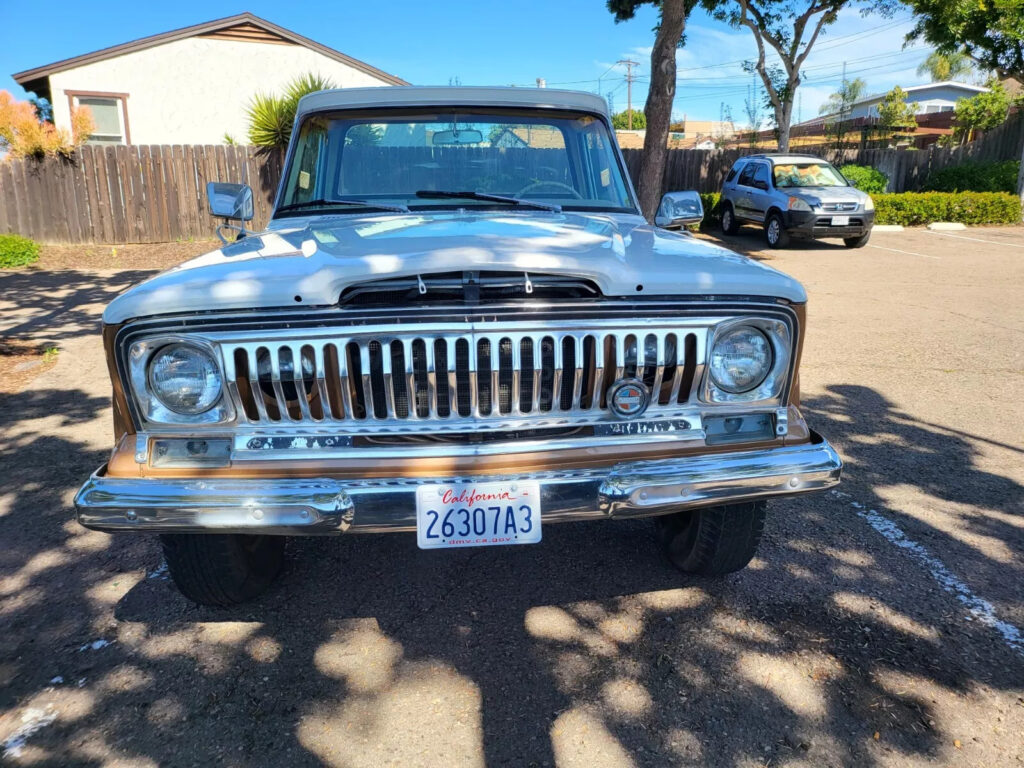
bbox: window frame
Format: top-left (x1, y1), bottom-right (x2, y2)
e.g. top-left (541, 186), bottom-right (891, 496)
top-left (66, 90), bottom-right (131, 145)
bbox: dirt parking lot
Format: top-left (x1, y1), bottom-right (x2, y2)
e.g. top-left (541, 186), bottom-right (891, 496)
top-left (1, 226), bottom-right (1022, 767)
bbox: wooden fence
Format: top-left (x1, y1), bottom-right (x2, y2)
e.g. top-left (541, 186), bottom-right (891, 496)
top-left (0, 144), bottom-right (282, 245)
top-left (0, 112), bottom-right (1020, 244)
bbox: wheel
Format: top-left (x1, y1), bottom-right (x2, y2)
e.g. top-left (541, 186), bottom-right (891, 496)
top-left (720, 203), bottom-right (739, 235)
top-left (764, 213), bottom-right (789, 248)
top-left (160, 533), bottom-right (285, 606)
top-left (844, 231), bottom-right (871, 248)
top-left (656, 501), bottom-right (767, 575)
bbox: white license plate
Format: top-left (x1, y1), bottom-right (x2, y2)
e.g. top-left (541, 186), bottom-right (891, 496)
top-left (831, 215), bottom-right (850, 226)
top-left (416, 480), bottom-right (542, 549)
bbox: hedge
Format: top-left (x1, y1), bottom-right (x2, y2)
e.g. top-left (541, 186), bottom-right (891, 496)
top-left (922, 160), bottom-right (1020, 194)
top-left (0, 234), bottom-right (40, 269)
top-left (872, 192), bottom-right (1022, 226)
top-left (700, 192), bottom-right (721, 229)
top-left (839, 164), bottom-right (888, 195)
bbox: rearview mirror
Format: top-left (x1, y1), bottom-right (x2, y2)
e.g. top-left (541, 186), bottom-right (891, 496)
top-left (432, 129), bottom-right (484, 146)
top-left (206, 182), bottom-right (254, 222)
top-left (655, 191), bottom-right (704, 230)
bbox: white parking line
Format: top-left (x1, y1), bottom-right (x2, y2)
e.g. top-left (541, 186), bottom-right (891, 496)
top-left (866, 243), bottom-right (940, 259)
top-left (831, 490), bottom-right (1024, 655)
top-left (927, 231), bottom-right (1024, 248)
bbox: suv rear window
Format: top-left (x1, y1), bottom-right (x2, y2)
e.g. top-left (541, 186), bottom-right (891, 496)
top-left (738, 163), bottom-right (756, 187)
top-left (725, 162), bottom-right (743, 183)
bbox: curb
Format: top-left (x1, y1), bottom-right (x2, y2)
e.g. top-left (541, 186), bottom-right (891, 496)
top-left (872, 225), bottom-right (904, 232)
top-left (926, 222), bottom-right (968, 231)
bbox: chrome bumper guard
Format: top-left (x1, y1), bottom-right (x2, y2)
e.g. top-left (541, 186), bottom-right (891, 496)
top-left (75, 435), bottom-right (841, 535)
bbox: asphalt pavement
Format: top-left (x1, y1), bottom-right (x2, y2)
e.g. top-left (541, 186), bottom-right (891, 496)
top-left (0, 226), bottom-right (1021, 767)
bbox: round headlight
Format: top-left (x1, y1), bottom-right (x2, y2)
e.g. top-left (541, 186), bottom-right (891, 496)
top-left (709, 326), bottom-right (773, 394)
top-left (147, 343), bottom-right (223, 414)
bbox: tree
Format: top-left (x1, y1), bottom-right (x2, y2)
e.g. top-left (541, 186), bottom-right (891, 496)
top-left (743, 77), bottom-right (764, 146)
top-left (820, 76), bottom-right (866, 149)
top-left (902, 0), bottom-right (1024, 83)
top-left (951, 78), bottom-right (1013, 144)
top-left (246, 73), bottom-right (335, 149)
top-left (608, 0), bottom-right (700, 221)
top-left (900, 0), bottom-right (1023, 217)
top-left (612, 110), bottom-right (648, 129)
top-left (875, 86), bottom-right (917, 144)
top-left (707, 0), bottom-right (891, 151)
top-left (0, 90), bottom-right (93, 159)
top-left (916, 51), bottom-right (977, 83)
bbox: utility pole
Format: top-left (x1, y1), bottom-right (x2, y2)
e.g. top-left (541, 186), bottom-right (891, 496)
top-left (618, 59), bottom-right (639, 129)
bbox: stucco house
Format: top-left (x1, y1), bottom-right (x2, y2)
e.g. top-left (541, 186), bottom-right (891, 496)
top-left (11, 12), bottom-right (407, 146)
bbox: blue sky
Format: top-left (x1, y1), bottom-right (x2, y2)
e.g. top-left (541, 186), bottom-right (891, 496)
top-left (0, 0), bottom-right (938, 126)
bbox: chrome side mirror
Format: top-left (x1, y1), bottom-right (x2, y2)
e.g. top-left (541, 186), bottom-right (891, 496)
top-left (206, 182), bottom-right (254, 221)
top-left (206, 182), bottom-right (254, 244)
top-left (655, 190), bottom-right (704, 230)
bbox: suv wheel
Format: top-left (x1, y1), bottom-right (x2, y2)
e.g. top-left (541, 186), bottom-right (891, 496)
top-left (720, 204), bottom-right (739, 235)
top-left (160, 533), bottom-right (285, 606)
top-left (764, 212), bottom-right (789, 248)
top-left (844, 231), bottom-right (871, 248)
top-left (656, 501), bottom-right (767, 575)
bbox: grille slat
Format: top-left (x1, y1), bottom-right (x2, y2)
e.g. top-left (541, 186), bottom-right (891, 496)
top-left (221, 325), bottom-right (709, 428)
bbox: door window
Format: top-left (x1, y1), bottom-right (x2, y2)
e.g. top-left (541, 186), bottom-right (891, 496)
top-left (752, 163), bottom-right (771, 189)
top-left (738, 163), bottom-right (756, 187)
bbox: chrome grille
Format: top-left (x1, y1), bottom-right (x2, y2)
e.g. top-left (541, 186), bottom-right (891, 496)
top-left (821, 202), bottom-right (858, 212)
top-left (213, 322), bottom-right (708, 432)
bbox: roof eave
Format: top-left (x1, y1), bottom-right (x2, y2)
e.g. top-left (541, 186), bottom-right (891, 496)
top-left (11, 11), bottom-right (407, 87)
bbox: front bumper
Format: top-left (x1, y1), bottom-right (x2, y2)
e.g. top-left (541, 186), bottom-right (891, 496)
top-left (784, 209), bottom-right (874, 239)
top-left (75, 434), bottom-right (842, 535)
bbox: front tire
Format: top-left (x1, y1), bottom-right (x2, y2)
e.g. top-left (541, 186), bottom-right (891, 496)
top-left (657, 501), bottom-right (767, 575)
top-left (844, 231), bottom-right (871, 248)
top-left (720, 204), bottom-right (739, 235)
top-left (764, 213), bottom-right (789, 248)
top-left (160, 533), bottom-right (285, 606)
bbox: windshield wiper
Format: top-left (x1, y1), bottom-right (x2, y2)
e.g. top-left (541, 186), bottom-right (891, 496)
top-left (415, 190), bottom-right (561, 212)
top-left (276, 198), bottom-right (410, 215)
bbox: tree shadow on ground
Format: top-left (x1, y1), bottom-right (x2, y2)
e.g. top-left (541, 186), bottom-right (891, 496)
top-left (0, 269), bottom-right (157, 343)
top-left (2, 378), bottom-right (1022, 766)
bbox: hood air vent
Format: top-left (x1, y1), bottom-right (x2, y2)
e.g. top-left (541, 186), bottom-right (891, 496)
top-left (338, 271), bottom-right (602, 307)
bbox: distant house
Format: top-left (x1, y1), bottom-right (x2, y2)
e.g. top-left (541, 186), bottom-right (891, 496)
top-left (11, 12), bottom-right (407, 146)
top-left (848, 81), bottom-right (988, 119)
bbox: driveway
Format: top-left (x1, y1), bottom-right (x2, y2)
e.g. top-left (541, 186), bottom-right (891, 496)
top-left (1, 228), bottom-right (1022, 767)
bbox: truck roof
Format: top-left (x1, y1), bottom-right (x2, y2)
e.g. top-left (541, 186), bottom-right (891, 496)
top-left (742, 153), bottom-right (830, 164)
top-left (295, 86), bottom-right (610, 120)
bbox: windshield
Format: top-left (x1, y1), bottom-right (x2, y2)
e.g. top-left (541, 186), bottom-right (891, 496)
top-left (773, 162), bottom-right (848, 188)
top-left (277, 108), bottom-right (636, 215)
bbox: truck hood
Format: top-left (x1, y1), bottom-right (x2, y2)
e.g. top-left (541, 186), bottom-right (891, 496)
top-left (103, 212), bottom-right (807, 323)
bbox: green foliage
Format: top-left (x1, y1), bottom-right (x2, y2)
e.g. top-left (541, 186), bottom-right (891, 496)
top-left (699, 192), bottom-right (721, 229)
top-left (839, 164), bottom-right (888, 194)
top-left (922, 160), bottom-right (1020, 193)
top-left (246, 73), bottom-right (336, 149)
top-left (820, 77), bottom-right (867, 116)
top-left (877, 87), bottom-right (918, 131)
top-left (916, 51), bottom-right (976, 83)
top-left (0, 234), bottom-right (41, 268)
top-left (952, 79), bottom-right (1013, 144)
top-left (612, 110), bottom-right (647, 130)
top-left (872, 192), bottom-right (1022, 226)
top-left (902, 0), bottom-right (1024, 82)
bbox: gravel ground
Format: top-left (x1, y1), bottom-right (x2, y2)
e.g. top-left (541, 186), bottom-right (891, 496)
top-left (0, 227), bottom-right (1021, 767)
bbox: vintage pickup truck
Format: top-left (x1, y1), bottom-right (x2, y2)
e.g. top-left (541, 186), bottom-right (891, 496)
top-left (75, 87), bottom-right (842, 606)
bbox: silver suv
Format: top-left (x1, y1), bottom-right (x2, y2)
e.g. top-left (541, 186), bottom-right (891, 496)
top-left (718, 154), bottom-right (875, 248)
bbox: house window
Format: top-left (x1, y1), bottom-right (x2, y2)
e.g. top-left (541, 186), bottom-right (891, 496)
top-left (67, 91), bottom-right (130, 145)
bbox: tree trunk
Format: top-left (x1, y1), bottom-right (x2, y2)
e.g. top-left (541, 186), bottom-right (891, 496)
top-left (1018, 136), bottom-right (1024, 221)
top-left (637, 0), bottom-right (689, 222)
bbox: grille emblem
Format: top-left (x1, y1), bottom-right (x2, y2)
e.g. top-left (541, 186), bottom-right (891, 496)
top-left (608, 379), bottom-right (650, 419)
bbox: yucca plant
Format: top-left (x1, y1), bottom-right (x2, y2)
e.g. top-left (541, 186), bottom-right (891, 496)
top-left (246, 73), bottom-right (335, 149)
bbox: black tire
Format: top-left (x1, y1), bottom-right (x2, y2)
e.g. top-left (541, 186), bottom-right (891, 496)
top-left (844, 231), bottom-right (871, 248)
top-left (764, 212), bottom-right (789, 248)
top-left (160, 533), bottom-right (285, 606)
top-left (656, 501), bottom-right (767, 575)
top-left (720, 203), bottom-right (740, 235)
